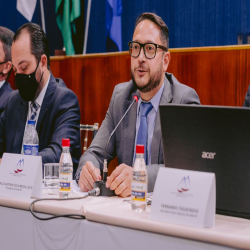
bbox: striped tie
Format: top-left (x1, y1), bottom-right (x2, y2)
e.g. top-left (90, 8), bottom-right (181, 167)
top-left (30, 101), bottom-right (39, 122)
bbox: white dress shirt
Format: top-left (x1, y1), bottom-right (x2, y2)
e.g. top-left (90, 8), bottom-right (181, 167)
top-left (0, 80), bottom-right (5, 89)
top-left (21, 74), bottom-right (50, 153)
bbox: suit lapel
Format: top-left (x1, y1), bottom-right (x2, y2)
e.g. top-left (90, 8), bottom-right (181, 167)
top-left (36, 75), bottom-right (57, 133)
top-left (123, 90), bottom-right (139, 166)
top-left (151, 77), bottom-right (173, 164)
top-left (12, 100), bottom-right (28, 153)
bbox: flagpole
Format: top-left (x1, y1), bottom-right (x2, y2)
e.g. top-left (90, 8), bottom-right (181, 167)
top-left (40, 0), bottom-right (46, 33)
top-left (83, 0), bottom-right (92, 54)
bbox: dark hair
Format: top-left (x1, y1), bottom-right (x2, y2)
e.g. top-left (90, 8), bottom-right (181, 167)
top-left (13, 23), bottom-right (50, 70)
top-left (0, 26), bottom-right (14, 62)
top-left (134, 12), bottom-right (169, 49)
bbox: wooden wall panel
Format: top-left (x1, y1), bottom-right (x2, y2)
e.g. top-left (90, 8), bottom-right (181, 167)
top-left (238, 49), bottom-right (250, 106)
top-left (49, 46), bottom-right (250, 128)
top-left (168, 46), bottom-right (250, 106)
top-left (169, 50), bottom-right (237, 106)
top-left (50, 53), bottom-right (131, 126)
top-left (8, 45), bottom-right (250, 126)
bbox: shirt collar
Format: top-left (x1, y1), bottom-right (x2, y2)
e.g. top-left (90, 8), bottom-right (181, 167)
top-left (31, 74), bottom-right (50, 107)
top-left (137, 78), bottom-right (165, 113)
top-left (0, 80), bottom-right (5, 89)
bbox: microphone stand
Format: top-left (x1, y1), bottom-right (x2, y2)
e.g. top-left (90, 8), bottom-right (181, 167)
top-left (94, 95), bottom-right (139, 196)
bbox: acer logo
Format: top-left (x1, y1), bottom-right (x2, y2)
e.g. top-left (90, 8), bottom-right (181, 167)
top-left (202, 152), bottom-right (216, 159)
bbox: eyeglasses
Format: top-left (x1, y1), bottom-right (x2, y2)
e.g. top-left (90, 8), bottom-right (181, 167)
top-left (128, 41), bottom-right (168, 59)
top-left (0, 61), bottom-right (6, 65)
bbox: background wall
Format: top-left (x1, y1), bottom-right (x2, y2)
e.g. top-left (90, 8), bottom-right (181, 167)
top-left (8, 46), bottom-right (250, 122)
top-left (1, 0), bottom-right (250, 55)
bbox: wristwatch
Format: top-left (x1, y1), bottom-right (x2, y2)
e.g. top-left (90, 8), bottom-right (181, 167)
top-left (75, 170), bottom-right (81, 184)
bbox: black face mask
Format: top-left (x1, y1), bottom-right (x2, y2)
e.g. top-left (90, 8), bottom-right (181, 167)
top-left (15, 61), bottom-right (44, 102)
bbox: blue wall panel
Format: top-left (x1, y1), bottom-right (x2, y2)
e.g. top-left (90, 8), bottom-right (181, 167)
top-left (0, 0), bottom-right (63, 56)
top-left (1, 0), bottom-right (250, 55)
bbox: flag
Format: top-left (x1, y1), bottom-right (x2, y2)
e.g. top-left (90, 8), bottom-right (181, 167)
top-left (56, 0), bottom-right (81, 55)
top-left (17, 0), bottom-right (37, 22)
top-left (106, 0), bottom-right (122, 52)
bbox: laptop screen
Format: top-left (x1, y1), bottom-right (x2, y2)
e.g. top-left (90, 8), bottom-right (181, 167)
top-left (159, 104), bottom-right (250, 219)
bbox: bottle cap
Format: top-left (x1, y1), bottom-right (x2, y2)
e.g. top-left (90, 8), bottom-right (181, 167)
top-left (62, 138), bottom-right (70, 147)
top-left (27, 120), bottom-right (35, 125)
top-left (136, 145), bottom-right (144, 154)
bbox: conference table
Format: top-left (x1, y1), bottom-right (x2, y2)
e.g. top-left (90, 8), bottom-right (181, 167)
top-left (0, 185), bottom-right (249, 250)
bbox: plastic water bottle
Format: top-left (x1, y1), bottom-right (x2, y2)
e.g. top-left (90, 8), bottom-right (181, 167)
top-left (59, 139), bottom-right (73, 198)
top-left (131, 145), bottom-right (148, 212)
top-left (23, 120), bottom-right (39, 156)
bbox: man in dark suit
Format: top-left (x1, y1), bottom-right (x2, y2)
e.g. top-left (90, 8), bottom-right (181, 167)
top-left (0, 23), bottom-right (81, 170)
top-left (243, 85), bottom-right (250, 107)
top-left (76, 13), bottom-right (200, 196)
top-left (0, 27), bottom-right (14, 116)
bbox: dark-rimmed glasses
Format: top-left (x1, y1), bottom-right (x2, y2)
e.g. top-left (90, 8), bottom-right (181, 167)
top-left (0, 61), bottom-right (6, 65)
top-left (128, 41), bottom-right (168, 59)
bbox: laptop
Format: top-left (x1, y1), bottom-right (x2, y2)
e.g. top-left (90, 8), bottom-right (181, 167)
top-left (159, 104), bottom-right (250, 219)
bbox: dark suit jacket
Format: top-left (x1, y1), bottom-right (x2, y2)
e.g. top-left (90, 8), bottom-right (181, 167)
top-left (0, 74), bottom-right (81, 171)
top-left (243, 84), bottom-right (250, 107)
top-left (0, 81), bottom-right (12, 117)
top-left (76, 73), bottom-right (200, 191)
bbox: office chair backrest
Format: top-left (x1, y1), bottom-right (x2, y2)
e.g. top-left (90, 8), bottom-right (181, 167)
top-left (80, 123), bottom-right (99, 153)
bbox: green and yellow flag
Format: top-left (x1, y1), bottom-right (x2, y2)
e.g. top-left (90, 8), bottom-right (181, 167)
top-left (56, 0), bottom-right (81, 55)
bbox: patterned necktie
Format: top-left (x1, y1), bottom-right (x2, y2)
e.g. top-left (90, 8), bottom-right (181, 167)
top-left (136, 102), bottom-right (153, 164)
top-left (30, 101), bottom-right (39, 122)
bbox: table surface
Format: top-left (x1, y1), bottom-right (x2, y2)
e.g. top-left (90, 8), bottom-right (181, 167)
top-left (0, 206), bottom-right (239, 250)
top-left (0, 187), bottom-right (249, 250)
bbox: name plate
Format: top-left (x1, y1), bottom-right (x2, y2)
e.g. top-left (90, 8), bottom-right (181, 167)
top-left (150, 168), bottom-right (215, 228)
top-left (0, 153), bottom-right (42, 199)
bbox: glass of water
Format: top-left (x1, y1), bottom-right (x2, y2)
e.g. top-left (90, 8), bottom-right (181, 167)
top-left (44, 163), bottom-right (60, 195)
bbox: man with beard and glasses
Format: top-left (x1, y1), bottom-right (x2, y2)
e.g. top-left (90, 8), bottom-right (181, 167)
top-left (0, 23), bottom-right (81, 172)
top-left (0, 27), bottom-right (14, 117)
top-left (75, 12), bottom-right (200, 197)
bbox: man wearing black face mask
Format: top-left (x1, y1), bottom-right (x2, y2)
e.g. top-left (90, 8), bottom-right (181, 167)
top-left (0, 27), bottom-right (14, 117)
top-left (15, 60), bottom-right (44, 102)
top-left (0, 23), bottom-right (81, 171)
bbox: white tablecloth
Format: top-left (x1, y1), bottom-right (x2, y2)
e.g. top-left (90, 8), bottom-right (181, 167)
top-left (0, 206), bottom-right (239, 250)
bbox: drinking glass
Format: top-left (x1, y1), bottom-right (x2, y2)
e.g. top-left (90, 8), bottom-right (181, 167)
top-left (44, 163), bottom-right (60, 195)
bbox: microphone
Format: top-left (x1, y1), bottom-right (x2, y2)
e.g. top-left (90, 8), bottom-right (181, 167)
top-left (94, 94), bottom-right (139, 196)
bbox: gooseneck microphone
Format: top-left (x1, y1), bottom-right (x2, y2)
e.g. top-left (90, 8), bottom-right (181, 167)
top-left (94, 94), bottom-right (139, 196)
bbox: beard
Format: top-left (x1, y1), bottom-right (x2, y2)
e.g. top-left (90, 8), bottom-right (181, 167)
top-left (131, 61), bottom-right (163, 93)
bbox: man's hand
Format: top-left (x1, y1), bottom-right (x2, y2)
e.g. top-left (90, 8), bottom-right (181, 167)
top-left (79, 161), bottom-right (101, 192)
top-left (106, 164), bottom-right (132, 197)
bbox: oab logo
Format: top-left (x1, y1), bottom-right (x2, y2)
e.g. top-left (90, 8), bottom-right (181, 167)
top-left (202, 152), bottom-right (216, 159)
top-left (177, 176), bottom-right (190, 193)
top-left (14, 159), bottom-right (24, 173)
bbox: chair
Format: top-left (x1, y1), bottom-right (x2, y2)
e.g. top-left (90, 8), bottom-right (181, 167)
top-left (80, 123), bottom-right (99, 152)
